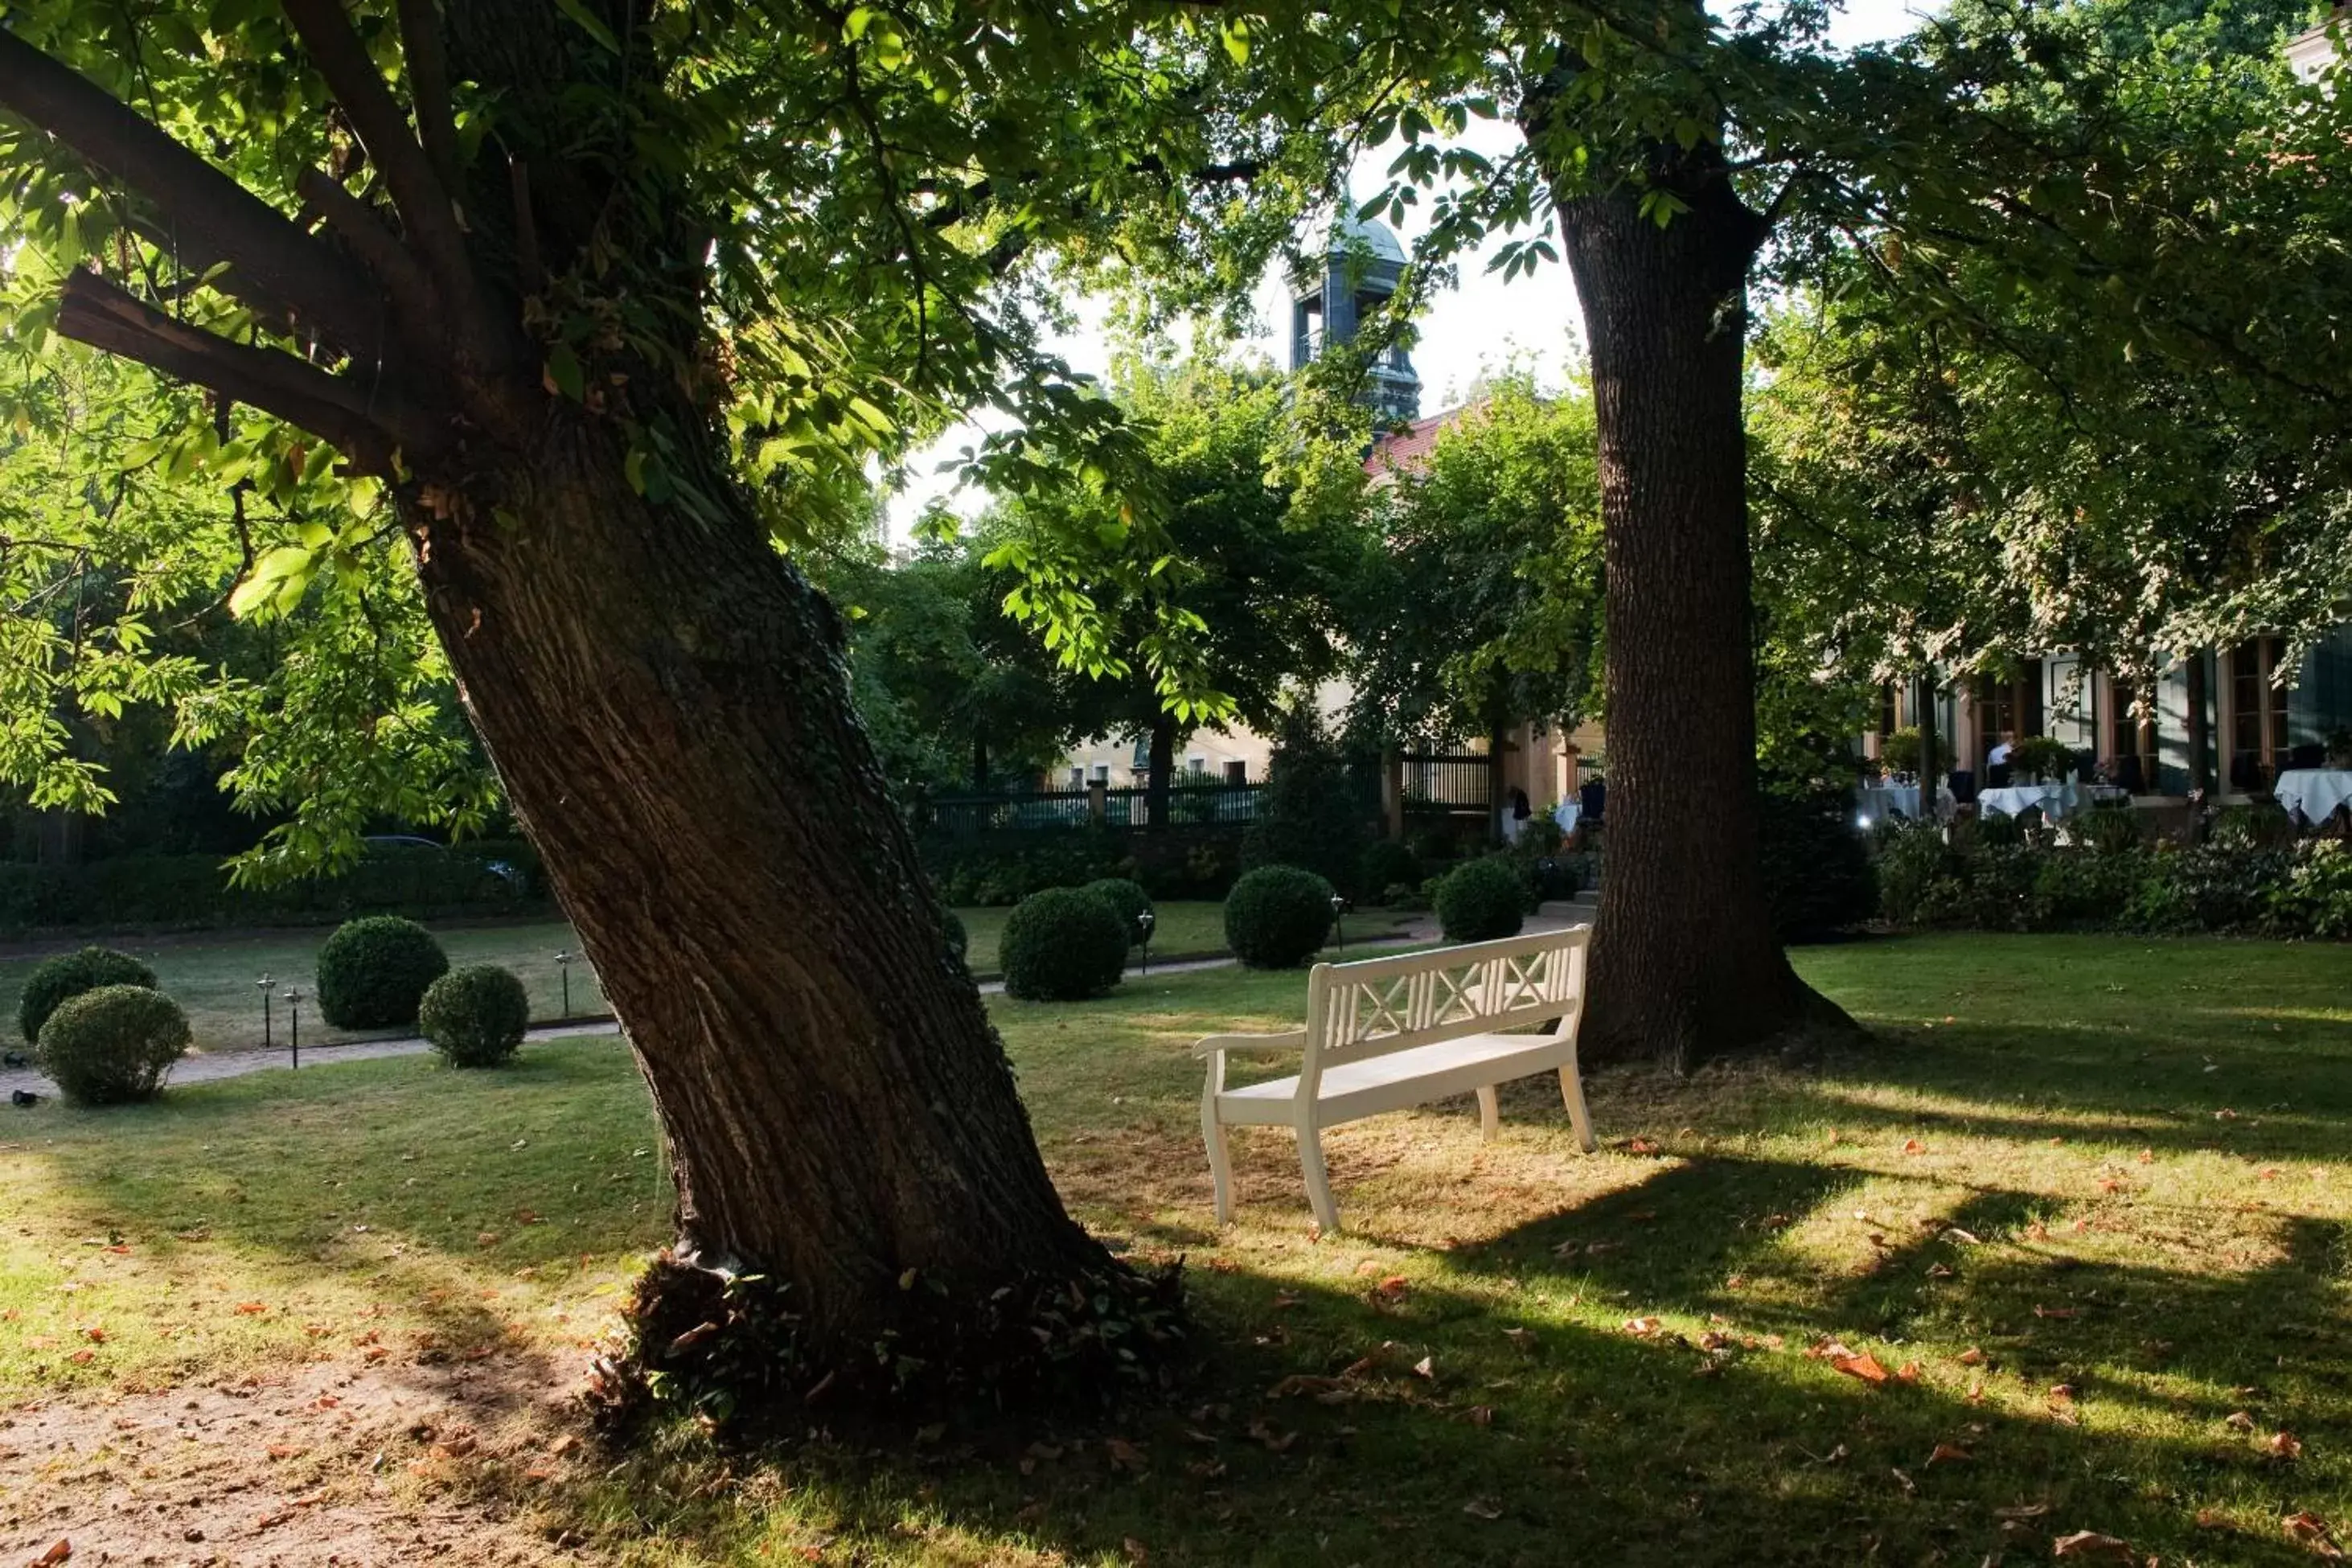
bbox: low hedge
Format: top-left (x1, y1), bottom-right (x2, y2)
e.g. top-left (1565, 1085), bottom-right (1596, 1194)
top-left (1874, 819), bottom-right (2352, 938)
top-left (37, 984), bottom-right (191, 1106)
top-left (419, 965), bottom-right (531, 1068)
top-left (1082, 878), bottom-right (1155, 943)
top-left (1224, 865), bottom-right (1336, 970)
top-left (1435, 858), bottom-right (1525, 942)
top-left (18, 945), bottom-right (157, 1045)
top-left (0, 844), bottom-right (541, 935)
top-left (316, 915), bottom-right (450, 1028)
top-left (1000, 887), bottom-right (1131, 1001)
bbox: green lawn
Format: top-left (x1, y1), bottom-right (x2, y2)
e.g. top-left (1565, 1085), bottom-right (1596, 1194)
top-left (0, 901), bottom-right (1329, 1054)
top-left (4, 934), bottom-right (2348, 1565)
top-left (0, 919), bottom-right (607, 1053)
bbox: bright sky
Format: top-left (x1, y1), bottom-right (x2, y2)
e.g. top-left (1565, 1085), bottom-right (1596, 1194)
top-left (885, 0), bottom-right (1938, 538)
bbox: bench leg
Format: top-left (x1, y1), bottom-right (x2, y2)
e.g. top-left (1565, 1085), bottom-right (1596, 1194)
top-left (1476, 1085), bottom-right (1500, 1142)
top-left (1202, 1099), bottom-right (1235, 1225)
top-left (1299, 1126), bottom-right (1341, 1234)
top-left (1560, 1062), bottom-right (1597, 1154)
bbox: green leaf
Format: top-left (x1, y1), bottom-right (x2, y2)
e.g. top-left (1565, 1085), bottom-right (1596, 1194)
top-left (544, 343), bottom-right (586, 402)
top-left (549, 0), bottom-right (620, 54)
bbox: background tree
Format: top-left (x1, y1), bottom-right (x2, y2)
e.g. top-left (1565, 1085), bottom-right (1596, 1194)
top-left (1750, 0), bottom-right (2352, 770)
top-left (820, 537), bottom-right (1081, 795)
top-left (1345, 376), bottom-right (1603, 830)
top-left (989, 351), bottom-right (1369, 825)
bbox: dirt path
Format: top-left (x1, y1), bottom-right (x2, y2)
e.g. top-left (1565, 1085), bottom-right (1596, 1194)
top-left (0, 1353), bottom-right (601, 1566)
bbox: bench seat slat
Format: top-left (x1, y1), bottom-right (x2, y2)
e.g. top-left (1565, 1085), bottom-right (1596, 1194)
top-left (1214, 1031), bottom-right (1578, 1127)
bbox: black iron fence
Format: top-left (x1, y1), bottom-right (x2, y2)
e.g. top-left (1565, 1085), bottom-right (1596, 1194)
top-left (1400, 753), bottom-right (1492, 814)
top-left (909, 782), bottom-right (1263, 839)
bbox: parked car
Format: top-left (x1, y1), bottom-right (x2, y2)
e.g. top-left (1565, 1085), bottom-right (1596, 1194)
top-left (363, 835), bottom-right (526, 891)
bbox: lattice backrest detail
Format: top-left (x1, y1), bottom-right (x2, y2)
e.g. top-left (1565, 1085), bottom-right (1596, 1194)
top-left (1303, 927), bottom-right (1591, 1082)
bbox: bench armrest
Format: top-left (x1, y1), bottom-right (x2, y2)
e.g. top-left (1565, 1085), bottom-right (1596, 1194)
top-left (1192, 1029), bottom-right (1307, 1058)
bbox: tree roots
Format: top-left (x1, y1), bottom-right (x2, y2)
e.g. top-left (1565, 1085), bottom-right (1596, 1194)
top-left (586, 1249), bottom-right (1192, 1442)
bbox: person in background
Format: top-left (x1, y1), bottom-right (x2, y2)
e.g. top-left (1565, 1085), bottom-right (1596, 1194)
top-left (1987, 729), bottom-right (2017, 789)
top-left (1503, 786), bottom-right (1532, 845)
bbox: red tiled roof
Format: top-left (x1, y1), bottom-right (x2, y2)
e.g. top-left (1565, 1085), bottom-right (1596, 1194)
top-left (1363, 403), bottom-right (1476, 477)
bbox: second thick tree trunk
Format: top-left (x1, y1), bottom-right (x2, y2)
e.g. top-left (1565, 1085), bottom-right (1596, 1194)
top-left (1552, 163), bottom-right (1851, 1069)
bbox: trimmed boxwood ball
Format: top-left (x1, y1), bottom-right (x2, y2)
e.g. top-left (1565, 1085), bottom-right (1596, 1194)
top-left (315, 915), bottom-right (449, 1029)
top-left (18, 945), bottom-right (157, 1045)
top-left (37, 984), bottom-right (191, 1106)
top-left (418, 965), bottom-right (531, 1068)
top-left (1435, 858), bottom-right (1526, 942)
top-left (1224, 864), bottom-right (1336, 970)
top-left (941, 908), bottom-right (969, 963)
top-left (1000, 887), bottom-right (1130, 1000)
top-left (1082, 877), bottom-right (1155, 943)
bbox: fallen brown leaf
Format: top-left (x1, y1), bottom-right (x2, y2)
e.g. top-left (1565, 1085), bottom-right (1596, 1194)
top-left (1993, 1503), bottom-right (2050, 1521)
top-left (1103, 1437), bottom-right (1147, 1474)
top-left (31, 1541), bottom-right (69, 1567)
top-left (1833, 1352), bottom-right (1890, 1385)
top-left (1623, 1317), bottom-right (1663, 1338)
top-left (1927, 1443), bottom-right (1970, 1466)
top-left (1957, 1347), bottom-right (1986, 1367)
top-left (2051, 1529), bottom-right (2135, 1561)
top-left (2225, 1410), bottom-right (2258, 1432)
top-left (1462, 1499), bottom-right (1504, 1521)
top-left (2270, 1431), bottom-right (2305, 1460)
top-left (1902, 1138), bottom-right (1927, 1155)
top-left (2283, 1511), bottom-right (2343, 1557)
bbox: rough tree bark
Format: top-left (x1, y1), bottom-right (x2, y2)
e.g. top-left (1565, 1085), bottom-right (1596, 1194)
top-left (1145, 707), bottom-right (1178, 829)
top-left (0, 1), bottom-right (1160, 1406)
top-left (1530, 113), bottom-right (1855, 1070)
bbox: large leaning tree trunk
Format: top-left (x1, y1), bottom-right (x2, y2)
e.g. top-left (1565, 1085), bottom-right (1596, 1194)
top-left (0, 2), bottom-right (1175, 1417)
top-left (1527, 92), bottom-right (1856, 1071)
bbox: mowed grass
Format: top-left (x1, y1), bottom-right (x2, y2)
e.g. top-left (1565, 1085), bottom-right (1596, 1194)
top-left (0, 902), bottom-right (1284, 1057)
top-left (4, 934), bottom-right (2349, 1565)
top-left (0, 919), bottom-right (606, 1053)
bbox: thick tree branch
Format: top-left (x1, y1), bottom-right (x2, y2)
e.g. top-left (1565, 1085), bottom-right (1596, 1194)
top-left (280, 0), bottom-right (473, 299)
top-left (0, 30), bottom-right (389, 360)
top-left (395, 0), bottom-right (462, 195)
top-left (295, 166), bottom-right (437, 325)
top-left (56, 269), bottom-right (441, 473)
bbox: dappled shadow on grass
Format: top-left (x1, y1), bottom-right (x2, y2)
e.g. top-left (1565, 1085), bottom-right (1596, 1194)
top-left (3, 1035), bottom-right (665, 1398)
top-left (571, 1254), bottom-right (2338, 1568)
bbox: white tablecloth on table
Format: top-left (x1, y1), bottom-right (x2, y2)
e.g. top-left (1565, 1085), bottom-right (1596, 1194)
top-left (1552, 802), bottom-right (1582, 835)
top-left (1978, 782), bottom-right (2081, 821)
top-left (2273, 770), bottom-right (2352, 826)
top-left (1857, 783), bottom-right (1953, 824)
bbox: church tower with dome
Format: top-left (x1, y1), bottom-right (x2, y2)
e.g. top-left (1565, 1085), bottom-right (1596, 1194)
top-left (1288, 205), bottom-right (1422, 425)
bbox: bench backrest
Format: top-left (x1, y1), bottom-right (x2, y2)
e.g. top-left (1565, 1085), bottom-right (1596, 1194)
top-left (1299, 926), bottom-right (1591, 1093)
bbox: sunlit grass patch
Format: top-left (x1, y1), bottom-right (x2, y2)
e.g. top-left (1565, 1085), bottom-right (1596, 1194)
top-left (3, 932), bottom-right (2350, 1565)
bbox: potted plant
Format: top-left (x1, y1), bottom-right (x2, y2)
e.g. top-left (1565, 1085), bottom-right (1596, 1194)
top-left (2010, 736), bottom-right (2077, 785)
top-left (1880, 726), bottom-right (1923, 778)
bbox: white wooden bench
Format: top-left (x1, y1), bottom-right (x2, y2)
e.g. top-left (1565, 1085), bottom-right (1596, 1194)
top-left (1196, 926), bottom-right (1597, 1232)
